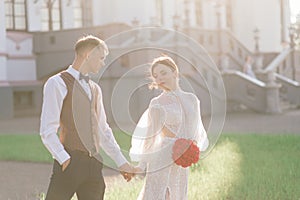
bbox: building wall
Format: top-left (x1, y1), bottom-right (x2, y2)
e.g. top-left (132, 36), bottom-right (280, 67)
top-left (93, 0), bottom-right (157, 26)
top-left (0, 0), bottom-right (294, 119)
top-left (6, 32), bottom-right (36, 81)
top-left (0, 86), bottom-right (13, 119)
top-left (0, 57), bottom-right (8, 81)
top-left (0, 0), bottom-right (7, 81)
top-left (0, 83), bottom-right (43, 119)
top-left (232, 0), bottom-right (282, 52)
top-left (7, 60), bottom-right (36, 81)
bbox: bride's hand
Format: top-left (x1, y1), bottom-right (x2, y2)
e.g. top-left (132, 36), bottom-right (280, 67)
top-left (134, 167), bottom-right (144, 175)
top-left (133, 167), bottom-right (145, 180)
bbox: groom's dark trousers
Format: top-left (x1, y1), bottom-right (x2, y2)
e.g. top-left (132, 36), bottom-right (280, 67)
top-left (45, 150), bottom-right (105, 200)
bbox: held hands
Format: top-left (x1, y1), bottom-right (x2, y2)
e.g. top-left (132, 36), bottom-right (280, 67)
top-left (119, 163), bottom-right (135, 182)
top-left (119, 163), bottom-right (147, 182)
top-left (133, 167), bottom-right (145, 177)
top-left (63, 159), bottom-right (139, 182)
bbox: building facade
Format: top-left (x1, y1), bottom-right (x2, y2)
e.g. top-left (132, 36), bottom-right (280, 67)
top-left (0, 0), bottom-right (295, 119)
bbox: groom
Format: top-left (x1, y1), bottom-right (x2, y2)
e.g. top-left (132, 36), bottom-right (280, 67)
top-left (40, 35), bottom-right (134, 200)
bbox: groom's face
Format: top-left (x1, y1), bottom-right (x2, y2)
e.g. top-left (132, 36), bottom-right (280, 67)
top-left (86, 47), bottom-right (106, 73)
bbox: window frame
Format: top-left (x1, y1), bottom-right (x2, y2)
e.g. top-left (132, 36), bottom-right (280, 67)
top-left (5, 0), bottom-right (28, 31)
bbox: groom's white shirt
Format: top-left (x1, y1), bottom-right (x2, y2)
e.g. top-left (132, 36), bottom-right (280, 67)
top-left (40, 66), bottom-right (127, 166)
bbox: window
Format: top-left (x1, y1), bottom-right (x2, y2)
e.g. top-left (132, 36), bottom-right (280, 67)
top-left (73, 0), bottom-right (83, 28)
top-left (13, 91), bottom-right (33, 109)
top-left (5, 0), bottom-right (27, 31)
top-left (41, 0), bottom-right (62, 31)
top-left (73, 0), bottom-right (93, 28)
top-left (82, 0), bottom-right (93, 27)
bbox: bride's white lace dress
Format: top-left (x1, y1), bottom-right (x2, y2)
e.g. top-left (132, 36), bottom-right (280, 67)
top-left (130, 89), bottom-right (209, 200)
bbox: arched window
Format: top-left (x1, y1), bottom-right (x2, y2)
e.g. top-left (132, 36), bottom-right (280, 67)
top-left (5, 0), bottom-right (27, 31)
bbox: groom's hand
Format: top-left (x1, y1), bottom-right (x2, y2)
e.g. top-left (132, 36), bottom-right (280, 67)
top-left (119, 163), bottom-right (135, 182)
top-left (62, 158), bottom-right (71, 172)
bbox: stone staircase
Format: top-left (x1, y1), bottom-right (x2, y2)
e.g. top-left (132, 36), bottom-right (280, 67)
top-left (279, 98), bottom-right (297, 112)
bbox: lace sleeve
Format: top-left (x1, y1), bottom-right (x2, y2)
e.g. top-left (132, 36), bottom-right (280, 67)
top-left (129, 100), bottom-right (164, 168)
top-left (143, 103), bottom-right (164, 151)
top-left (194, 97), bottom-right (209, 151)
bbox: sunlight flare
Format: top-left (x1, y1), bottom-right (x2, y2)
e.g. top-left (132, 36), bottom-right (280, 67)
top-left (188, 139), bottom-right (242, 199)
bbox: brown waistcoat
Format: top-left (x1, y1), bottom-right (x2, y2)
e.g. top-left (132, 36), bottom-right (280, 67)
top-left (59, 71), bottom-right (100, 154)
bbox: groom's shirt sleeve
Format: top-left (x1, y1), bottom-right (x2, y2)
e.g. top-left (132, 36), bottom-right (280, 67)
top-left (40, 75), bottom-right (71, 165)
top-left (96, 85), bottom-right (128, 167)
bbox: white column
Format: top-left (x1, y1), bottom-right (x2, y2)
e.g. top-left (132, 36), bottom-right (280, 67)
top-left (0, 0), bottom-right (7, 81)
top-left (281, 0), bottom-right (291, 44)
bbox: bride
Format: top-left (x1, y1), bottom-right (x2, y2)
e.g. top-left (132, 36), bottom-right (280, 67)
top-left (130, 55), bottom-right (209, 200)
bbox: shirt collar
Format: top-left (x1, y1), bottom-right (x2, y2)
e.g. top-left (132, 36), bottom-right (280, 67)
top-left (66, 65), bottom-right (84, 80)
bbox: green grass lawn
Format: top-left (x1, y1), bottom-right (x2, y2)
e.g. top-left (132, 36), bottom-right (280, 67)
top-left (0, 133), bottom-right (299, 200)
top-left (0, 134), bottom-right (52, 163)
top-left (104, 134), bottom-right (300, 200)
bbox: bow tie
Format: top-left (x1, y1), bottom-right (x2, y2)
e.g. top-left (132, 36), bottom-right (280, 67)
top-left (79, 73), bottom-right (90, 83)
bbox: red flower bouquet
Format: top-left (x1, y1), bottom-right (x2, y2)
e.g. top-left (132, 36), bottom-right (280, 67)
top-left (172, 138), bottom-right (200, 168)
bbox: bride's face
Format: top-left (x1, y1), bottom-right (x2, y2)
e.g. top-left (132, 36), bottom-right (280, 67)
top-left (152, 64), bottom-right (177, 91)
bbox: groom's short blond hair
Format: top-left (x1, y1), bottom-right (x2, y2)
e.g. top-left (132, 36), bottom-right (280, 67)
top-left (75, 35), bottom-right (109, 56)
